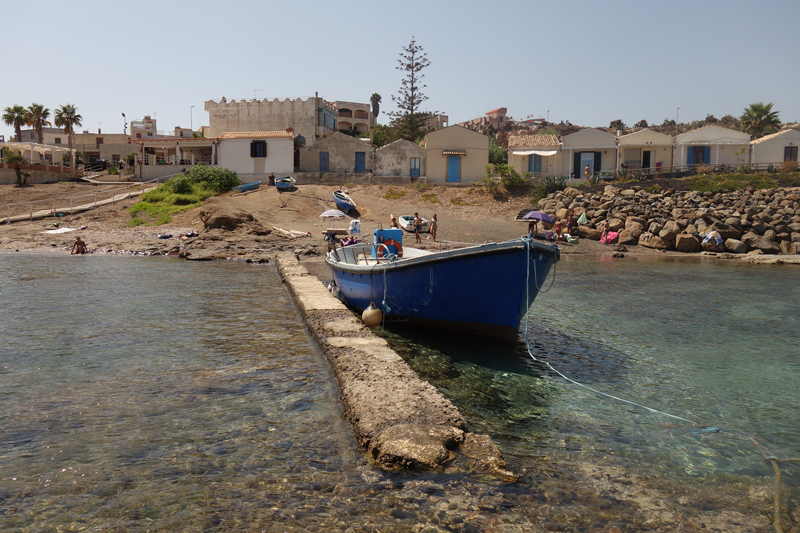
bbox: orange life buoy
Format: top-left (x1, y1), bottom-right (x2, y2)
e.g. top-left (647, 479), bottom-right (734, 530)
top-left (376, 238), bottom-right (403, 258)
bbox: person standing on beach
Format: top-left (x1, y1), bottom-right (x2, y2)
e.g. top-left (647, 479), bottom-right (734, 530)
top-left (430, 214), bottom-right (438, 241)
top-left (566, 213), bottom-right (575, 236)
top-left (584, 164), bottom-right (591, 180)
top-left (268, 172), bottom-right (276, 187)
top-left (601, 219), bottom-right (610, 244)
top-left (553, 219), bottom-right (563, 243)
top-left (413, 212), bottom-right (422, 244)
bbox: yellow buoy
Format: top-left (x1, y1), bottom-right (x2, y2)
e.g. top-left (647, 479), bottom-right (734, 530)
top-left (362, 302), bottom-right (382, 327)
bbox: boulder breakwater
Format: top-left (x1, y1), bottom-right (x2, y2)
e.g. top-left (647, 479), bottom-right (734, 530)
top-left (538, 185), bottom-right (800, 255)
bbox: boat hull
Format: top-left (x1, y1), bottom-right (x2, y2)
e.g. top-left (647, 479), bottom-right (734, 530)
top-left (327, 240), bottom-right (559, 344)
top-left (333, 191), bottom-right (355, 213)
top-left (234, 181), bottom-right (261, 192)
top-left (275, 177), bottom-right (295, 190)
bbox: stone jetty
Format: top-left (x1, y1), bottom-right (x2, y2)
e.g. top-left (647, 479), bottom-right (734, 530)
top-left (539, 185), bottom-right (800, 255)
top-left (275, 253), bottom-right (514, 479)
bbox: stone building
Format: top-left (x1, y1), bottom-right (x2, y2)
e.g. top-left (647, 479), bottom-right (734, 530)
top-left (298, 132), bottom-right (374, 174)
top-left (374, 139), bottom-right (425, 178)
top-left (204, 96), bottom-right (338, 145)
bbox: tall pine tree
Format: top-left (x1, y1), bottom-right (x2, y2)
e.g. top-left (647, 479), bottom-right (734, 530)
top-left (387, 37), bottom-right (441, 142)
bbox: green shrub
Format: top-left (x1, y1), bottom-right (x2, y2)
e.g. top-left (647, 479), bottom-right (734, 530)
top-left (168, 174), bottom-right (195, 194)
top-left (530, 175), bottom-right (567, 204)
top-left (691, 174), bottom-right (777, 193)
top-left (450, 196), bottom-right (467, 206)
top-left (108, 165), bottom-right (119, 175)
top-left (185, 165), bottom-right (240, 192)
top-left (421, 193), bottom-right (441, 204)
top-left (644, 184), bottom-right (661, 194)
top-left (382, 188), bottom-right (406, 200)
top-left (481, 176), bottom-right (501, 197)
top-left (406, 182), bottom-right (430, 192)
top-left (124, 218), bottom-right (147, 227)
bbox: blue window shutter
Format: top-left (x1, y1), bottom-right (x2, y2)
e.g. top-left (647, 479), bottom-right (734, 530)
top-left (573, 152), bottom-right (580, 177)
top-left (594, 152), bottom-right (601, 173)
top-left (704, 147), bottom-right (710, 164)
top-left (686, 147), bottom-right (694, 165)
top-left (533, 154), bottom-right (542, 172)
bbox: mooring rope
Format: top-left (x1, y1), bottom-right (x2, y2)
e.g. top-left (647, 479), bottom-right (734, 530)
top-left (522, 238), bottom-right (798, 532)
top-left (522, 236), bottom-right (695, 424)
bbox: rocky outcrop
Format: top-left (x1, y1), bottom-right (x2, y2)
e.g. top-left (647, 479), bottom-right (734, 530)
top-left (537, 185), bottom-right (800, 255)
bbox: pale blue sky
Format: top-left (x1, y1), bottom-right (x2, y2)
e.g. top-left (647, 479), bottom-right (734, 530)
top-left (2, 0), bottom-right (798, 139)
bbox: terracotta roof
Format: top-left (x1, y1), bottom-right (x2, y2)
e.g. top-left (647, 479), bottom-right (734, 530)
top-left (507, 134), bottom-right (560, 148)
top-left (442, 150), bottom-right (467, 156)
top-left (218, 131), bottom-right (293, 139)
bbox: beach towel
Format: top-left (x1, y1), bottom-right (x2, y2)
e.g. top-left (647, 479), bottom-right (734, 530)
top-left (349, 219), bottom-right (361, 235)
top-left (600, 231), bottom-right (619, 244)
top-left (577, 212), bottom-right (588, 225)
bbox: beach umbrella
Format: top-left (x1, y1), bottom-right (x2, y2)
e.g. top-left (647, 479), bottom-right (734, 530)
top-left (522, 211), bottom-right (554, 223)
top-left (320, 209), bottom-right (347, 218)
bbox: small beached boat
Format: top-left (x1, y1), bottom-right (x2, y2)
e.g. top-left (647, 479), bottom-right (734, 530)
top-left (234, 181), bottom-right (261, 193)
top-left (333, 190), bottom-right (356, 213)
top-left (275, 176), bottom-right (296, 190)
top-left (397, 214), bottom-right (430, 233)
top-left (326, 228), bottom-right (560, 344)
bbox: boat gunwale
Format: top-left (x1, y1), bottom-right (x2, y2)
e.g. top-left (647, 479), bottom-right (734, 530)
top-left (326, 239), bottom-right (558, 274)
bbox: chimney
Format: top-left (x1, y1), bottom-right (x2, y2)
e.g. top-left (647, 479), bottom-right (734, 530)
top-left (98, 128), bottom-right (102, 134)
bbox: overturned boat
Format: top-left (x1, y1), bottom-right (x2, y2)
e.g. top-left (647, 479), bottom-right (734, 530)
top-left (326, 228), bottom-right (559, 344)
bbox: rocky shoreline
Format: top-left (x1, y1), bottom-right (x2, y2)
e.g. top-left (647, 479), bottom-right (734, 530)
top-left (539, 184), bottom-right (800, 261)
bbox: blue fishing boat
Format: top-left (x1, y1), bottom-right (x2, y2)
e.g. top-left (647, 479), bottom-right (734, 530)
top-left (326, 228), bottom-right (559, 344)
top-left (333, 190), bottom-right (356, 213)
top-left (275, 176), bottom-right (296, 190)
top-left (234, 181), bottom-right (261, 193)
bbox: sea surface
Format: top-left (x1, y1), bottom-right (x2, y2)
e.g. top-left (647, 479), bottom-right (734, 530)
top-left (1, 252), bottom-right (798, 531)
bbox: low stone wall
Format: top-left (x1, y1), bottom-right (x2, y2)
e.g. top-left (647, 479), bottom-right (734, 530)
top-left (276, 172), bottom-right (428, 186)
top-left (0, 167), bottom-right (69, 185)
top-left (539, 184), bottom-right (800, 255)
top-left (275, 253), bottom-right (512, 477)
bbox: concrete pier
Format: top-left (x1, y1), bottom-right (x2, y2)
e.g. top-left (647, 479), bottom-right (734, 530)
top-left (276, 253), bottom-right (514, 478)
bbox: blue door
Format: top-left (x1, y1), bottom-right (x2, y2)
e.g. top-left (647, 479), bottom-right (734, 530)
top-left (320, 152), bottom-right (329, 172)
top-left (355, 152), bottom-right (365, 172)
top-left (447, 156), bottom-right (460, 182)
top-left (533, 154), bottom-right (542, 173)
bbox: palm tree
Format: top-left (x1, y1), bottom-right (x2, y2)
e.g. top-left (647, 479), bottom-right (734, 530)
top-left (26, 103), bottom-right (51, 144)
top-left (740, 102), bottom-right (781, 139)
top-left (54, 104), bottom-right (82, 180)
top-left (3, 105), bottom-right (28, 141)
top-left (370, 93), bottom-right (382, 121)
top-left (3, 148), bottom-right (29, 186)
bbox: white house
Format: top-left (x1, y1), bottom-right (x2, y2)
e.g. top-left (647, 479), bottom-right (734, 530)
top-left (750, 129), bottom-right (800, 165)
top-left (616, 129), bottom-right (674, 172)
top-left (217, 131), bottom-right (294, 181)
top-left (674, 125), bottom-right (750, 168)
top-left (561, 128), bottom-right (618, 178)
top-left (507, 134), bottom-right (561, 177)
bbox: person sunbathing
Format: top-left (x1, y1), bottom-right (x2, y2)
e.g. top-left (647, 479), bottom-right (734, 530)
top-left (71, 236), bottom-right (88, 254)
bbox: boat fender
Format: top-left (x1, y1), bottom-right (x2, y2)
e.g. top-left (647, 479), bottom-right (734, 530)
top-left (376, 238), bottom-right (403, 258)
top-left (362, 302), bottom-right (382, 327)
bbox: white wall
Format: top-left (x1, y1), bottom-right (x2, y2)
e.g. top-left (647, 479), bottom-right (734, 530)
top-left (217, 138), bottom-right (294, 180)
top-left (751, 130), bottom-right (800, 164)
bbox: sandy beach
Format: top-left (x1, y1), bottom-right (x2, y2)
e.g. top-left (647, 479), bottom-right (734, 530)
top-left (0, 181), bottom-right (694, 259)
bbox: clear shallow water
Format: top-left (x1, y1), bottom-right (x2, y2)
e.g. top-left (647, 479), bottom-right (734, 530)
top-left (376, 255), bottom-right (800, 483)
top-left (2, 253), bottom-right (798, 532)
